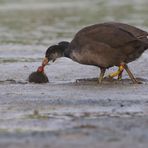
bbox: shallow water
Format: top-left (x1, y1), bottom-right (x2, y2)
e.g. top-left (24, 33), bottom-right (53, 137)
top-left (0, 0), bottom-right (147, 63)
top-left (0, 0), bottom-right (148, 148)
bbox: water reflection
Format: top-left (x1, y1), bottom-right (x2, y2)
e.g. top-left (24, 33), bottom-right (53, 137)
top-left (0, 0), bottom-right (147, 62)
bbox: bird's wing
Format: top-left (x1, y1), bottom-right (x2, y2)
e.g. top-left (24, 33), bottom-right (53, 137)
top-left (76, 24), bottom-right (139, 48)
top-left (107, 22), bottom-right (148, 45)
top-left (103, 22), bottom-right (148, 38)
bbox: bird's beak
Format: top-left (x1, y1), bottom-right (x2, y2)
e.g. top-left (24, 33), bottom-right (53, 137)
top-left (42, 57), bottom-right (49, 66)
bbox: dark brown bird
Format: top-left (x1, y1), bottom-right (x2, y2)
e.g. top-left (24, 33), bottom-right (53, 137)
top-left (28, 66), bottom-right (49, 83)
top-left (42, 22), bottom-right (148, 84)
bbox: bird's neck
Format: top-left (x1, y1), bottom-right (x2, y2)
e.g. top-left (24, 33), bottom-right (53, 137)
top-left (63, 48), bottom-right (71, 59)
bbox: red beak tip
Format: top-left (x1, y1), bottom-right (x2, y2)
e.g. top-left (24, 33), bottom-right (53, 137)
top-left (37, 66), bottom-right (44, 73)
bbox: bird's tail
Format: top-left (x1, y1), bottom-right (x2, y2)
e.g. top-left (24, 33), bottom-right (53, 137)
top-left (141, 36), bottom-right (148, 49)
top-left (143, 41), bottom-right (148, 49)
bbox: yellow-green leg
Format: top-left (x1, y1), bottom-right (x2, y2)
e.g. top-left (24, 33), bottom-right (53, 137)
top-left (109, 63), bottom-right (141, 84)
top-left (109, 65), bottom-right (124, 80)
top-left (118, 71), bottom-right (123, 80)
top-left (98, 68), bottom-right (106, 84)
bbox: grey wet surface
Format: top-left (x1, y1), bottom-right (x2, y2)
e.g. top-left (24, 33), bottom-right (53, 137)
top-left (0, 0), bottom-right (148, 148)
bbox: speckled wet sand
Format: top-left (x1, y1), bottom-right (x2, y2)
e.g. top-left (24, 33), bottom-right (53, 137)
top-left (0, 0), bottom-right (148, 148)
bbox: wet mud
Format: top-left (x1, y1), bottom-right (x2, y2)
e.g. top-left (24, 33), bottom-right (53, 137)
top-left (0, 0), bottom-right (148, 148)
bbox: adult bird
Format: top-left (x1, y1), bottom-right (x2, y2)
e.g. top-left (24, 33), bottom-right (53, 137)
top-left (42, 22), bottom-right (148, 84)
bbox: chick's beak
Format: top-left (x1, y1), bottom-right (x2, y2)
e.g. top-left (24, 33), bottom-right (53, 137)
top-left (42, 57), bottom-right (49, 66)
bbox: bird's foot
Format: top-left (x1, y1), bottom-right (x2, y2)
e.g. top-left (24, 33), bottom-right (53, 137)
top-left (105, 75), bottom-right (115, 82)
top-left (137, 81), bottom-right (142, 84)
top-left (97, 78), bottom-right (104, 84)
top-left (132, 79), bottom-right (142, 84)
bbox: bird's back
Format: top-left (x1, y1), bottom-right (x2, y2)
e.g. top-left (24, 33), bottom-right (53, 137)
top-left (104, 22), bottom-right (148, 38)
top-left (104, 22), bottom-right (148, 44)
top-left (73, 22), bottom-right (148, 48)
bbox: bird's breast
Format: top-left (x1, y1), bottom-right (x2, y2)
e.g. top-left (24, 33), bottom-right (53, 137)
top-left (70, 49), bottom-right (111, 67)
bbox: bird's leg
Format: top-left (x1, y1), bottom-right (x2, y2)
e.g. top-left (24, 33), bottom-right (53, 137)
top-left (118, 71), bottom-right (123, 80)
top-left (98, 68), bottom-right (106, 84)
top-left (123, 64), bottom-right (141, 84)
top-left (107, 63), bottom-right (141, 84)
top-left (109, 64), bottom-right (124, 80)
top-left (118, 66), bottom-right (124, 80)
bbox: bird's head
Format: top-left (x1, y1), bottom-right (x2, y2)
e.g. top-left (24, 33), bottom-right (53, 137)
top-left (42, 41), bottom-right (69, 66)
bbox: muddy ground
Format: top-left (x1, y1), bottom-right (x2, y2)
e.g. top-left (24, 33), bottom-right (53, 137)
top-left (0, 0), bottom-right (148, 148)
top-left (0, 54), bottom-right (148, 148)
